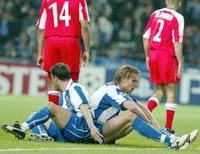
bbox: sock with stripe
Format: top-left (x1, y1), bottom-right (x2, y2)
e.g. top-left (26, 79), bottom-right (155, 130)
top-left (21, 107), bottom-right (52, 132)
top-left (132, 116), bottom-right (172, 146)
top-left (147, 97), bottom-right (159, 112)
top-left (165, 103), bottom-right (177, 129)
top-left (48, 91), bottom-right (60, 105)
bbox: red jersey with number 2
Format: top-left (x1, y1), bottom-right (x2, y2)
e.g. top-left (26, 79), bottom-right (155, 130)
top-left (143, 8), bottom-right (184, 55)
top-left (143, 8), bottom-right (184, 84)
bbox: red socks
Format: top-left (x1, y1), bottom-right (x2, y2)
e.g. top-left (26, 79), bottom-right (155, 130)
top-left (147, 97), bottom-right (159, 112)
top-left (165, 103), bottom-right (177, 129)
top-left (48, 91), bottom-right (60, 105)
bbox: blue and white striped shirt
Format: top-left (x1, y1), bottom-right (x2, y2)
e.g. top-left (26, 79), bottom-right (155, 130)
top-left (90, 82), bottom-right (137, 124)
top-left (59, 79), bottom-right (91, 118)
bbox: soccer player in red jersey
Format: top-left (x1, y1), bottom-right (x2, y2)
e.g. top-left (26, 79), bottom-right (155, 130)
top-left (143, 0), bottom-right (184, 133)
top-left (36, 0), bottom-right (90, 105)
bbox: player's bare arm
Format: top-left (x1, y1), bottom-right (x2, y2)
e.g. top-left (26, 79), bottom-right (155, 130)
top-left (79, 104), bottom-right (103, 143)
top-left (81, 21), bottom-right (90, 66)
top-left (37, 29), bottom-right (45, 67)
top-left (143, 38), bottom-right (150, 70)
top-left (137, 102), bottom-right (160, 130)
top-left (122, 100), bottom-right (150, 123)
top-left (174, 42), bottom-right (183, 78)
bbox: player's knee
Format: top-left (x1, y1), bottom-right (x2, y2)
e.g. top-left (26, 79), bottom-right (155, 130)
top-left (126, 112), bottom-right (137, 123)
top-left (155, 88), bottom-right (164, 98)
top-left (48, 102), bottom-right (57, 113)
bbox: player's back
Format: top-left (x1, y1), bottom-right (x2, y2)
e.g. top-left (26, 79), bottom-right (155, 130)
top-left (60, 81), bottom-right (90, 118)
top-left (143, 8), bottom-right (184, 53)
top-left (37, 0), bottom-right (90, 38)
top-left (90, 82), bottom-right (124, 124)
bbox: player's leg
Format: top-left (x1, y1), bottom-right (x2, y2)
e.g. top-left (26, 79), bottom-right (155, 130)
top-left (3, 102), bottom-right (71, 139)
top-left (147, 51), bottom-right (166, 112)
top-left (43, 37), bottom-right (61, 105)
top-left (27, 112), bottom-right (54, 141)
top-left (147, 84), bottom-right (164, 112)
top-left (23, 102), bottom-right (71, 130)
top-left (43, 118), bottom-right (65, 142)
top-left (103, 111), bottom-right (188, 148)
top-left (59, 37), bottom-right (81, 82)
top-left (102, 112), bottom-right (134, 143)
top-left (29, 124), bottom-right (54, 142)
top-left (165, 83), bottom-right (177, 132)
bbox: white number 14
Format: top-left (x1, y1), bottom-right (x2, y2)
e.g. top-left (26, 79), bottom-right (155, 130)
top-left (49, 1), bottom-right (71, 27)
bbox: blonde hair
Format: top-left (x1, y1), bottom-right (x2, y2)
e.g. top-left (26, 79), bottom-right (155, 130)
top-left (114, 65), bottom-right (140, 83)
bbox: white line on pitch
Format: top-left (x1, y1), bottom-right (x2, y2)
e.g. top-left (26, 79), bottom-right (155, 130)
top-left (0, 147), bottom-right (200, 152)
top-left (0, 147), bottom-right (166, 152)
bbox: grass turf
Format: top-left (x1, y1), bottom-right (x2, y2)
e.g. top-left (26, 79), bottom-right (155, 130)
top-left (0, 95), bottom-right (200, 154)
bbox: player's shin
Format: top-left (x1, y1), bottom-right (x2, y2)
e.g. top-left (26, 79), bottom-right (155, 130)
top-left (132, 116), bottom-right (174, 147)
top-left (22, 107), bottom-right (52, 131)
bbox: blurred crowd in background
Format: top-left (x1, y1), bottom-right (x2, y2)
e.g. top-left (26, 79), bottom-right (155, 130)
top-left (0, 0), bottom-right (200, 66)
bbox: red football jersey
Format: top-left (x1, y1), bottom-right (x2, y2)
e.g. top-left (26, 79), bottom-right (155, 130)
top-left (143, 8), bottom-right (184, 54)
top-left (36, 0), bottom-right (90, 38)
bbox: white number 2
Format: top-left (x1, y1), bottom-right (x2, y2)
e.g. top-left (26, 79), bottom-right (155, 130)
top-left (153, 19), bottom-right (164, 42)
top-left (49, 2), bottom-right (71, 28)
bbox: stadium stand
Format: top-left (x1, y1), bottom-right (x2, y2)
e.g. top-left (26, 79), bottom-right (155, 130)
top-left (0, 0), bottom-right (200, 66)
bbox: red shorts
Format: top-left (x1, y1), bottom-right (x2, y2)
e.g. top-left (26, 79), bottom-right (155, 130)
top-left (149, 50), bottom-right (180, 84)
top-left (42, 36), bottom-right (81, 81)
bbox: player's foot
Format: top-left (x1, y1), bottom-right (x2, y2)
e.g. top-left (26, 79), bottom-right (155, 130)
top-left (1, 122), bottom-right (25, 139)
top-left (28, 134), bottom-right (54, 142)
top-left (170, 134), bottom-right (189, 149)
top-left (179, 129), bottom-right (199, 150)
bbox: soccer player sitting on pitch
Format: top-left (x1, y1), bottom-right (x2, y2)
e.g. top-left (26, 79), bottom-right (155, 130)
top-left (90, 65), bottom-right (198, 149)
top-left (2, 62), bottom-right (103, 144)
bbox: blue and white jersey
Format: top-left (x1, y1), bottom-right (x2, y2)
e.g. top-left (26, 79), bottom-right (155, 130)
top-left (59, 79), bottom-right (90, 118)
top-left (90, 82), bottom-right (137, 124)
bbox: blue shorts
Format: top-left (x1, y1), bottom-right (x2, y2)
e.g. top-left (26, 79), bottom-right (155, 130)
top-left (60, 113), bottom-right (97, 143)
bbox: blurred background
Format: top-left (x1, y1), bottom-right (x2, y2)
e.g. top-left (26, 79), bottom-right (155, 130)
top-left (0, 0), bottom-right (200, 105)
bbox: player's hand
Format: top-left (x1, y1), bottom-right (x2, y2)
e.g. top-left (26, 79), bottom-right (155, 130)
top-left (37, 55), bottom-right (43, 67)
top-left (177, 64), bottom-right (183, 78)
top-left (145, 57), bottom-right (149, 71)
top-left (82, 50), bottom-right (90, 66)
top-left (90, 125), bottom-right (104, 144)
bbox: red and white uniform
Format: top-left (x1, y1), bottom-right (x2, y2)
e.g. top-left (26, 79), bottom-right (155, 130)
top-left (143, 8), bottom-right (184, 84)
top-left (36, 0), bottom-right (90, 80)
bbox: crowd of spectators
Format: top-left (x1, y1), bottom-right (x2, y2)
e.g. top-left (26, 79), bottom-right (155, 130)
top-left (0, 0), bottom-right (200, 66)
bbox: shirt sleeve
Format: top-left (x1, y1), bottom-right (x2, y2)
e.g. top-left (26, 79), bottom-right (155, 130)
top-left (71, 85), bottom-right (90, 109)
top-left (143, 13), bottom-right (154, 39)
top-left (106, 87), bottom-right (127, 110)
top-left (79, 0), bottom-right (90, 21)
top-left (36, 0), bottom-right (47, 29)
top-left (172, 14), bottom-right (184, 43)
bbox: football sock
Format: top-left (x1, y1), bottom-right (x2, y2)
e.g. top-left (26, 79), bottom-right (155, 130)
top-left (48, 91), bottom-right (60, 105)
top-left (24, 107), bottom-right (52, 130)
top-left (31, 124), bottom-right (48, 136)
top-left (160, 128), bottom-right (175, 138)
top-left (147, 97), bottom-right (159, 112)
top-left (165, 103), bottom-right (177, 129)
top-left (47, 121), bottom-right (65, 142)
top-left (132, 117), bottom-right (172, 146)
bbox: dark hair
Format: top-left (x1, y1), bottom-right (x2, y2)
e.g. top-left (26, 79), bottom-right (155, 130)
top-left (51, 62), bottom-right (71, 81)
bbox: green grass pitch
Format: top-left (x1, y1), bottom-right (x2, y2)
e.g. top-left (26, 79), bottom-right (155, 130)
top-left (0, 95), bottom-right (199, 154)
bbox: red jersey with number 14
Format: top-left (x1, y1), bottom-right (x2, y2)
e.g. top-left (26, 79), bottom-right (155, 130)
top-left (36, 0), bottom-right (90, 38)
top-left (143, 8), bottom-right (184, 55)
